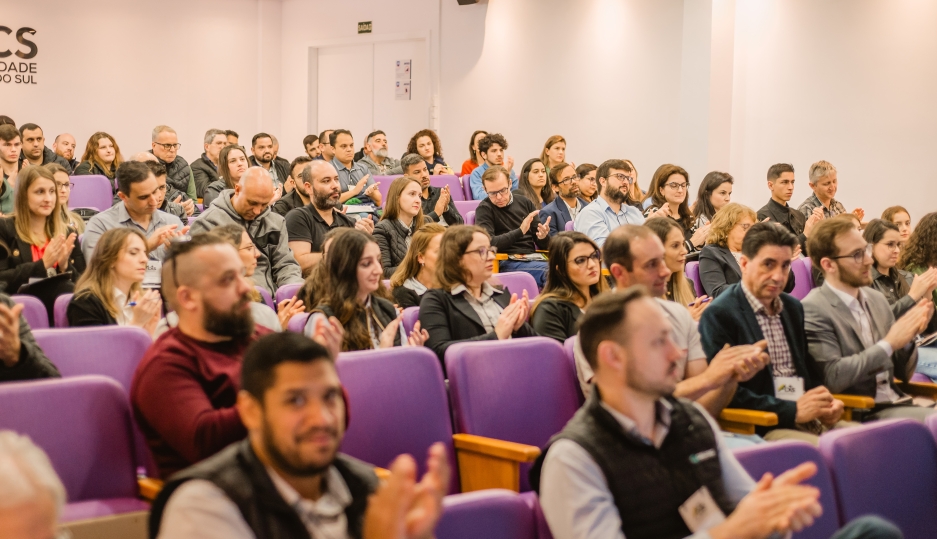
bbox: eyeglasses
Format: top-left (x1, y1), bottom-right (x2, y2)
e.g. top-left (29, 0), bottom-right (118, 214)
top-left (486, 187), bottom-right (511, 199)
top-left (580, 176), bottom-right (597, 184)
top-left (571, 250), bottom-right (601, 266)
top-left (56, 182), bottom-right (74, 191)
top-left (239, 243), bottom-right (258, 253)
top-left (607, 173), bottom-right (633, 185)
top-left (829, 243), bottom-right (873, 264)
top-left (464, 245), bottom-right (497, 259)
top-left (557, 174), bottom-right (580, 186)
top-left (877, 240), bottom-right (901, 251)
top-left (154, 142), bottom-right (182, 151)
top-left (736, 222), bottom-right (753, 232)
top-left (664, 182), bottom-right (689, 191)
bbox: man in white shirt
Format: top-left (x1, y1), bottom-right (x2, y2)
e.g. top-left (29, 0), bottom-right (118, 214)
top-left (574, 159), bottom-right (644, 247)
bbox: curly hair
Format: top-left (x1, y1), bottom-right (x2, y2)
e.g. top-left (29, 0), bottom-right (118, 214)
top-left (478, 133), bottom-right (508, 155)
top-left (899, 212), bottom-right (937, 270)
top-left (708, 203), bottom-right (757, 249)
top-left (407, 129), bottom-right (444, 159)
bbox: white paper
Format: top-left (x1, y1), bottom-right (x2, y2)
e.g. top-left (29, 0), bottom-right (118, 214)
top-left (395, 59), bottom-right (411, 79)
top-left (143, 260), bottom-right (162, 288)
top-left (395, 80), bottom-right (411, 100)
top-left (774, 376), bottom-right (805, 401)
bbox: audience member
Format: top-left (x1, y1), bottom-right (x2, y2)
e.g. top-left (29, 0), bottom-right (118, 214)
top-left (541, 162), bottom-right (587, 236)
top-left (151, 125), bottom-right (196, 200)
top-left (191, 129), bottom-right (226, 198)
top-left (575, 163), bottom-right (598, 202)
top-left (623, 159), bottom-right (644, 207)
top-left (419, 225), bottom-right (535, 367)
top-left (269, 135), bottom-right (291, 181)
top-left (151, 332), bottom-right (448, 539)
top-left (303, 134), bottom-right (320, 158)
top-left (360, 130), bottom-right (402, 175)
top-left (17, 124), bottom-right (68, 168)
top-left (143, 161), bottom-right (193, 221)
top-left (192, 167), bottom-right (302, 294)
top-left (0, 125), bottom-right (24, 213)
top-left (0, 288), bottom-right (58, 382)
top-left (468, 133), bottom-right (516, 199)
top-left (691, 170), bottom-right (733, 233)
top-left (389, 223), bottom-right (445, 309)
top-left (0, 431), bottom-right (68, 538)
top-left (574, 159), bottom-right (644, 247)
top-left (225, 130), bottom-right (239, 146)
top-left (248, 133), bottom-right (288, 191)
top-left (700, 223), bottom-right (844, 443)
top-left (305, 230), bottom-right (428, 351)
top-left (204, 144), bottom-right (250, 208)
top-left (272, 155), bottom-right (313, 217)
top-left (287, 160), bottom-right (374, 275)
top-left (540, 135), bottom-right (566, 175)
top-left (0, 166), bottom-right (85, 297)
top-left (67, 228), bottom-right (161, 333)
top-left (530, 232), bottom-right (607, 342)
top-left (645, 217), bottom-right (709, 320)
top-left (515, 158), bottom-right (555, 208)
top-left (460, 129), bottom-right (487, 176)
top-left (475, 165), bottom-right (551, 287)
top-left (374, 176), bottom-right (425, 277)
top-left (534, 288), bottom-right (902, 539)
top-left (804, 218), bottom-right (936, 421)
top-left (83, 161), bottom-right (186, 262)
top-left (898, 211), bottom-right (937, 307)
top-left (798, 160), bottom-right (864, 222)
top-left (51, 133), bottom-right (78, 173)
top-left (864, 219), bottom-right (937, 319)
top-left (44, 163), bottom-right (85, 234)
top-left (73, 131), bottom-right (122, 181)
top-left (644, 164), bottom-right (706, 254)
top-left (331, 130), bottom-right (381, 207)
top-left (757, 163), bottom-right (821, 253)
top-left (407, 129), bottom-right (451, 176)
top-left (700, 203), bottom-right (796, 298)
top-left (318, 129), bottom-right (335, 161)
top-left (297, 227), bottom-right (354, 312)
top-left (0, 116), bottom-right (12, 127)
top-left (882, 205), bottom-right (912, 244)
top-left (401, 153), bottom-right (462, 227)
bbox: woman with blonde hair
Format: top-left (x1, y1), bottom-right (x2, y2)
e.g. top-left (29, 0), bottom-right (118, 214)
top-left (202, 145), bottom-right (249, 208)
top-left (390, 223), bottom-right (446, 308)
top-left (374, 176), bottom-right (426, 277)
top-left (540, 135), bottom-right (566, 175)
top-left (73, 132), bottom-right (122, 181)
top-left (43, 163), bottom-right (85, 234)
top-left (645, 217), bottom-right (709, 321)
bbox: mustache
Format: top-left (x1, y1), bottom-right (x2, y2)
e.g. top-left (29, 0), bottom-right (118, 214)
top-left (295, 426), bottom-right (339, 442)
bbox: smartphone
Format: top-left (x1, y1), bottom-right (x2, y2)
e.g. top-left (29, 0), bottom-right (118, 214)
top-left (915, 331), bottom-right (937, 348)
top-left (688, 297), bottom-right (712, 307)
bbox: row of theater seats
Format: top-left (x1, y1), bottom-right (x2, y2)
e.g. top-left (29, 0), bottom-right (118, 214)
top-left (685, 257), bottom-right (817, 300)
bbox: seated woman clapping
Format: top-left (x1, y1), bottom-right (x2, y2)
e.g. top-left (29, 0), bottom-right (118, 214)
top-left (645, 217), bottom-right (710, 321)
top-left (530, 231), bottom-right (608, 342)
top-left (374, 176), bottom-right (426, 277)
top-left (67, 228), bottom-right (161, 335)
top-left (304, 230), bottom-right (428, 351)
top-left (389, 223), bottom-right (445, 309)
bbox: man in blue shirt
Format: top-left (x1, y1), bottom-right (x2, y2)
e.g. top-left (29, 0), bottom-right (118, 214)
top-left (469, 133), bottom-right (516, 200)
top-left (330, 129), bottom-right (382, 207)
top-left (574, 159), bottom-right (644, 247)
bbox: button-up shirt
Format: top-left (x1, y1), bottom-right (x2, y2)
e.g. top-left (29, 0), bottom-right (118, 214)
top-left (797, 193), bottom-right (846, 220)
top-left (82, 202), bottom-right (184, 261)
top-left (331, 156), bottom-right (376, 205)
top-left (451, 282), bottom-right (504, 333)
top-left (574, 195), bottom-right (645, 247)
top-left (741, 282), bottom-right (796, 377)
top-left (113, 287), bottom-right (134, 326)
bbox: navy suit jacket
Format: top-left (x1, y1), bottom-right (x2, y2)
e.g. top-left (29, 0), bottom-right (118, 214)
top-left (541, 197), bottom-right (587, 236)
top-left (698, 283), bottom-right (821, 431)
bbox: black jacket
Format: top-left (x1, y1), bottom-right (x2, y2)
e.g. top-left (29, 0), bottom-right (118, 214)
top-left (316, 296), bottom-right (401, 350)
top-left (757, 198), bottom-right (808, 253)
top-left (373, 219), bottom-right (416, 277)
top-left (66, 291), bottom-right (118, 328)
top-left (530, 297), bottom-right (581, 343)
top-left (419, 286), bottom-right (536, 370)
top-left (152, 152), bottom-right (194, 195)
top-left (202, 180), bottom-right (226, 208)
top-left (271, 189), bottom-right (306, 218)
top-left (73, 161), bottom-right (116, 181)
top-left (698, 244), bottom-right (795, 298)
top-left (190, 153), bottom-right (220, 198)
top-left (391, 286), bottom-right (423, 309)
top-left (422, 186), bottom-right (463, 226)
top-left (21, 147), bottom-right (69, 169)
top-left (0, 217), bottom-right (85, 297)
top-left (0, 292), bottom-right (59, 383)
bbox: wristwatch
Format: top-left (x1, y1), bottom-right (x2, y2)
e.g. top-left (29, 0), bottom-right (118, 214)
top-left (46, 267), bottom-right (57, 278)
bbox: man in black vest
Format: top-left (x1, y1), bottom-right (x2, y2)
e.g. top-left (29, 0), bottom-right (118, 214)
top-left (532, 288), bottom-right (902, 539)
top-left (151, 332), bottom-right (449, 539)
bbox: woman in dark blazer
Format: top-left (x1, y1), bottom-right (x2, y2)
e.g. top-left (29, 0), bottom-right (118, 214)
top-left (374, 176), bottom-right (425, 278)
top-left (530, 232), bottom-right (608, 342)
top-left (699, 202), bottom-right (794, 298)
top-left (419, 225), bottom-right (536, 370)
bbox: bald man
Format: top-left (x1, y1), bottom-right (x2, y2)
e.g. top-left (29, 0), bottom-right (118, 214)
top-left (52, 133), bottom-right (78, 173)
top-left (190, 167), bottom-right (302, 293)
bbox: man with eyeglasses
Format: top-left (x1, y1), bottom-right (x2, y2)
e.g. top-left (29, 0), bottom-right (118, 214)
top-left (573, 159), bottom-right (644, 248)
top-left (475, 165), bottom-right (551, 287)
top-left (151, 125), bottom-right (198, 201)
top-left (803, 218), bottom-right (937, 422)
top-left (757, 163), bottom-right (822, 255)
top-left (541, 162), bottom-right (587, 236)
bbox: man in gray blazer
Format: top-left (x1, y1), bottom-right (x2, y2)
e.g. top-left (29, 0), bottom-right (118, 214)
top-left (804, 218), bottom-right (936, 421)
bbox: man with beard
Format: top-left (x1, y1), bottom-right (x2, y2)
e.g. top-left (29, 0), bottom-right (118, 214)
top-left (804, 217), bottom-right (936, 422)
top-left (401, 153), bottom-right (462, 226)
top-left (272, 155), bottom-right (314, 217)
top-left (287, 160), bottom-right (374, 274)
top-left (574, 159), bottom-right (645, 247)
top-left (52, 133), bottom-right (78, 173)
top-left (542, 161), bottom-right (588, 236)
top-left (18, 123), bottom-right (69, 168)
top-left (151, 125), bottom-right (197, 200)
top-left (151, 332), bottom-right (449, 539)
top-left (249, 133), bottom-right (289, 192)
top-left (359, 130), bottom-right (402, 175)
top-left (131, 235), bottom-right (344, 479)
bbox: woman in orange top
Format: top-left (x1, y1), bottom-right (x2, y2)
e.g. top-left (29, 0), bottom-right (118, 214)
top-left (460, 130), bottom-right (487, 176)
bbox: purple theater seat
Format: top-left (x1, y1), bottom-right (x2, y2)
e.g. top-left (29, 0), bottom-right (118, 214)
top-left (803, 257), bottom-right (816, 287)
top-left (461, 174), bottom-right (475, 201)
top-left (54, 293), bottom-right (73, 328)
top-left (287, 312), bottom-right (311, 333)
top-left (466, 210), bottom-right (475, 225)
top-left (564, 221), bottom-right (574, 231)
top-left (255, 286), bottom-right (275, 310)
top-left (187, 216), bottom-right (197, 226)
top-left (0, 376), bottom-right (150, 521)
top-left (453, 200), bottom-right (479, 217)
top-left (790, 258), bottom-right (813, 300)
top-left (819, 418), bottom-right (937, 539)
top-left (402, 306), bottom-right (420, 335)
top-left (275, 283), bottom-right (302, 308)
top-left (912, 372), bottom-right (933, 383)
top-left (446, 337), bottom-right (581, 491)
top-left (563, 336), bottom-right (585, 405)
top-left (373, 175), bottom-right (402, 206)
top-left (33, 326), bottom-right (152, 393)
top-left (336, 346), bottom-right (459, 493)
top-left (430, 175), bottom-right (465, 201)
top-left (11, 294), bottom-right (49, 329)
top-left (69, 175), bottom-right (113, 212)
top-left (734, 441), bottom-right (841, 539)
top-left (685, 261), bottom-right (704, 296)
top-left (495, 271), bottom-right (539, 299)
top-left (436, 490), bottom-right (538, 539)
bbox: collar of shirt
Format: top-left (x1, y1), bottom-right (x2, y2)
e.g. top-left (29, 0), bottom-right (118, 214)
top-left (116, 202), bottom-right (167, 233)
top-left (266, 465), bottom-right (352, 524)
top-left (113, 287), bottom-right (133, 325)
top-left (824, 281), bottom-right (868, 314)
top-left (330, 156), bottom-right (354, 173)
top-left (403, 277), bottom-right (428, 295)
top-left (741, 281), bottom-right (783, 316)
top-left (451, 281), bottom-right (499, 299)
top-left (396, 219), bottom-right (414, 235)
top-left (599, 399), bottom-right (673, 449)
top-left (767, 198), bottom-right (792, 221)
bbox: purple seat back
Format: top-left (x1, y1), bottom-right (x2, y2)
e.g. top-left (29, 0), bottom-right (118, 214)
top-left (430, 175), bottom-right (465, 201)
top-left (684, 261), bottom-right (704, 296)
top-left (734, 441), bottom-right (841, 539)
top-left (495, 271), bottom-right (539, 299)
top-left (803, 257), bottom-right (816, 287)
top-left (446, 337), bottom-right (580, 491)
top-left (926, 413), bottom-right (937, 442)
top-left (564, 221), bottom-right (574, 231)
top-left (336, 346), bottom-right (459, 493)
top-left (465, 210), bottom-right (475, 225)
top-left (55, 293), bottom-right (73, 328)
top-left (287, 312), bottom-right (311, 333)
top-left (790, 258), bottom-right (813, 300)
top-left (563, 336), bottom-right (585, 405)
top-left (913, 372), bottom-right (933, 383)
top-left (372, 175), bottom-right (402, 206)
top-left (69, 175), bottom-right (113, 211)
top-left (187, 216), bottom-right (197, 226)
top-left (819, 418), bottom-right (937, 539)
top-left (11, 294), bottom-right (49, 329)
top-left (402, 306), bottom-right (420, 335)
top-left (454, 199), bottom-right (479, 217)
top-left (436, 490), bottom-right (537, 539)
top-left (275, 283), bottom-right (302, 308)
top-left (461, 174), bottom-right (475, 200)
top-left (33, 326), bottom-right (152, 393)
top-left (0, 376), bottom-right (140, 502)
top-left (255, 286), bottom-right (275, 310)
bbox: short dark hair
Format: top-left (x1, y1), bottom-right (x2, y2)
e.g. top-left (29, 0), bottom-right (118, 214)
top-left (224, 130), bottom-right (239, 138)
top-left (596, 159), bottom-right (633, 195)
top-left (144, 160), bottom-right (167, 178)
top-left (767, 163), bottom-right (795, 182)
top-left (741, 221), bottom-right (798, 259)
top-left (319, 129), bottom-right (333, 144)
top-left (0, 116), bottom-right (14, 127)
top-left (863, 218), bottom-right (900, 246)
top-left (251, 132), bottom-right (273, 147)
top-left (366, 130), bottom-right (385, 144)
top-left (330, 129), bottom-right (352, 147)
top-left (807, 217), bottom-right (861, 276)
top-left (290, 155), bottom-right (313, 175)
top-left (577, 287), bottom-right (649, 370)
top-left (549, 162), bottom-right (573, 186)
top-left (303, 134), bottom-right (319, 147)
top-left (478, 133), bottom-right (507, 155)
top-left (576, 163), bottom-right (596, 179)
top-left (603, 224), bottom-right (652, 272)
top-left (400, 153), bottom-right (424, 175)
top-left (0, 125), bottom-right (20, 143)
top-left (241, 333), bottom-right (333, 402)
top-left (18, 123), bottom-right (40, 136)
top-left (116, 161), bottom-right (154, 195)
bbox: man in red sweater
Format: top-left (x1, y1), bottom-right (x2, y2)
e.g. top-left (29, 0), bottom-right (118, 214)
top-left (131, 233), bottom-right (342, 478)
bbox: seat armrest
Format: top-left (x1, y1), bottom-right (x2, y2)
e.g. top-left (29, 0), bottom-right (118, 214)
top-left (898, 381), bottom-right (937, 399)
top-left (717, 409), bottom-right (778, 435)
top-left (832, 394), bottom-right (875, 421)
top-left (138, 477), bottom-right (164, 502)
top-left (453, 433), bottom-right (541, 492)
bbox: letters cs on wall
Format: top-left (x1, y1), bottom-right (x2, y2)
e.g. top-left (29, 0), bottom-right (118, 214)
top-left (0, 26), bottom-right (38, 85)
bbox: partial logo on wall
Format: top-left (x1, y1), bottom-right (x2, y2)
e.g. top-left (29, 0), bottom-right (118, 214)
top-left (0, 26), bottom-right (38, 85)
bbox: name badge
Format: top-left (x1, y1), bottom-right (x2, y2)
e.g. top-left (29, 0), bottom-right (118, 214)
top-left (774, 376), bottom-right (805, 401)
top-left (678, 486), bottom-right (726, 533)
top-left (143, 260), bottom-right (162, 289)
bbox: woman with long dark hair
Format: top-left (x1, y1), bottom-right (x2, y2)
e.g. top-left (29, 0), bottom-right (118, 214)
top-left (202, 145), bottom-right (249, 207)
top-left (514, 158), bottom-right (555, 207)
top-left (460, 130), bottom-right (487, 177)
top-left (576, 163), bottom-right (598, 202)
top-left (644, 164), bottom-right (707, 254)
top-left (691, 171), bottom-right (733, 232)
top-left (864, 219), bottom-right (937, 318)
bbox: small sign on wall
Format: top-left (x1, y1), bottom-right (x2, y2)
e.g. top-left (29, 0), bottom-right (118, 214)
top-left (357, 21), bottom-right (372, 34)
top-left (395, 59), bottom-right (411, 101)
top-left (395, 59), bottom-right (411, 79)
top-left (395, 80), bottom-right (411, 101)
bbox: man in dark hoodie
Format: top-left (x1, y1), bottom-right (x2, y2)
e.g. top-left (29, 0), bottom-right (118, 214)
top-left (191, 128), bottom-right (227, 198)
top-left (151, 125), bottom-right (197, 200)
top-left (52, 133), bottom-right (78, 173)
top-left (18, 124), bottom-right (69, 168)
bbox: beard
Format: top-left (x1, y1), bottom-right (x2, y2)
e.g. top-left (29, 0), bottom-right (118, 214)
top-left (262, 419), bottom-right (338, 477)
top-left (374, 148), bottom-right (388, 159)
top-left (605, 184), bottom-right (628, 204)
top-left (313, 188), bottom-right (342, 210)
top-left (256, 152), bottom-right (273, 165)
top-left (203, 294), bottom-right (255, 340)
top-left (837, 261), bottom-right (872, 288)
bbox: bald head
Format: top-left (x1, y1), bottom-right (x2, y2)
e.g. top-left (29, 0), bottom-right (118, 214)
top-left (130, 152), bottom-right (159, 163)
top-left (232, 167), bottom-right (274, 221)
top-left (302, 160), bottom-right (342, 211)
top-left (52, 134), bottom-right (76, 161)
top-left (0, 431), bottom-right (65, 538)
